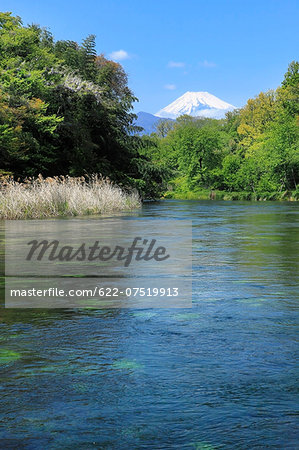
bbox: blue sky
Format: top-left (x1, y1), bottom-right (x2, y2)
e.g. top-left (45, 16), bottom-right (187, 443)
top-left (1, 0), bottom-right (298, 113)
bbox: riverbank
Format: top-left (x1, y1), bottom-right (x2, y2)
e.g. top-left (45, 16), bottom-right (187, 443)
top-left (0, 175), bottom-right (141, 219)
top-left (163, 189), bottom-right (299, 201)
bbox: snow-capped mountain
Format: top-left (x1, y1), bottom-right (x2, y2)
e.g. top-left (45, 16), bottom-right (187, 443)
top-left (155, 91), bottom-right (236, 119)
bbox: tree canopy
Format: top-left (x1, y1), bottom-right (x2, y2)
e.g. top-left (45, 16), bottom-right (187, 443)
top-left (141, 61), bottom-right (299, 199)
top-left (0, 12), bottom-right (168, 198)
top-left (0, 12), bottom-right (298, 200)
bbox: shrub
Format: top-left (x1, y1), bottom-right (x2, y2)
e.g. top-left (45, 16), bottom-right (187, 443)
top-left (0, 174), bottom-right (141, 219)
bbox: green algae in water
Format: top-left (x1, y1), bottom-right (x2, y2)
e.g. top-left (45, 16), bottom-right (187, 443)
top-left (73, 382), bottom-right (90, 393)
top-left (0, 334), bottom-right (20, 341)
top-left (132, 312), bottom-right (157, 319)
top-left (81, 309), bottom-right (110, 316)
top-left (193, 297), bottom-right (219, 303)
top-left (121, 425), bottom-right (144, 438)
top-left (0, 349), bottom-right (21, 364)
top-left (77, 299), bottom-right (118, 308)
top-left (18, 362), bottom-right (101, 378)
top-left (172, 313), bottom-right (201, 321)
top-left (18, 366), bottom-right (60, 377)
top-left (237, 298), bottom-right (266, 306)
top-left (190, 442), bottom-right (215, 450)
top-left (112, 358), bottom-right (143, 370)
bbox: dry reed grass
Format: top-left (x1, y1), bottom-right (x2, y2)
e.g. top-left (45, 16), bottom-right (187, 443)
top-left (0, 174), bottom-right (141, 219)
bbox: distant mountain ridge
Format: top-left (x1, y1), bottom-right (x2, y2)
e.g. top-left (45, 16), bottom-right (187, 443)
top-left (155, 91), bottom-right (236, 119)
top-left (135, 111), bottom-right (173, 135)
top-left (135, 91), bottom-right (236, 134)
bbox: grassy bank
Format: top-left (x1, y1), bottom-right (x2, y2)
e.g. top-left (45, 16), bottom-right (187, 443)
top-left (0, 175), bottom-right (141, 219)
top-left (163, 189), bottom-right (299, 201)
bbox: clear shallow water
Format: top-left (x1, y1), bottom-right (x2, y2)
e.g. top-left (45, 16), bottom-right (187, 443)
top-left (0, 200), bottom-right (298, 449)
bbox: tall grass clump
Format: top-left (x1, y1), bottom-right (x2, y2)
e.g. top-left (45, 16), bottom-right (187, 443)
top-left (0, 175), bottom-right (141, 219)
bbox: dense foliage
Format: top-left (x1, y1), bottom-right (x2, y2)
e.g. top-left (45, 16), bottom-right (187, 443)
top-left (142, 62), bottom-right (299, 200)
top-left (0, 12), bottom-right (298, 200)
top-left (0, 12), bottom-right (165, 198)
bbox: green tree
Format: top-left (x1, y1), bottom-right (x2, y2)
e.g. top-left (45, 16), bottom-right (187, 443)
top-left (170, 125), bottom-right (223, 188)
top-left (0, 12), bottom-right (146, 188)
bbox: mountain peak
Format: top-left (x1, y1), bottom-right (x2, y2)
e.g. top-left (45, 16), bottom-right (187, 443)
top-left (155, 91), bottom-right (236, 119)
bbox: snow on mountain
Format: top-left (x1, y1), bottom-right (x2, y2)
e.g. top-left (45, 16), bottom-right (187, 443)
top-left (155, 91), bottom-right (236, 119)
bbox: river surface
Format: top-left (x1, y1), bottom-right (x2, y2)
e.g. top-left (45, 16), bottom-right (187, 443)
top-left (0, 200), bottom-right (298, 449)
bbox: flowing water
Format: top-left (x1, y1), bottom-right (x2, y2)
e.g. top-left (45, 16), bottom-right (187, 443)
top-left (0, 200), bottom-right (298, 449)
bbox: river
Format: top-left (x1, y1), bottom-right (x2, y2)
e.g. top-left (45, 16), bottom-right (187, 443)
top-left (0, 200), bottom-right (298, 448)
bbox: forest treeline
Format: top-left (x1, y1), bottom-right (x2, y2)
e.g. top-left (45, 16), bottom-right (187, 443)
top-left (0, 12), bottom-right (164, 198)
top-left (0, 12), bottom-right (298, 200)
top-left (142, 61), bottom-right (299, 200)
